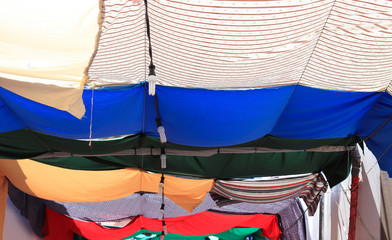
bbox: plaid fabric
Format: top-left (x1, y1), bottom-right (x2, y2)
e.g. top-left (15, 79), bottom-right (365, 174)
top-left (212, 173), bottom-right (328, 215)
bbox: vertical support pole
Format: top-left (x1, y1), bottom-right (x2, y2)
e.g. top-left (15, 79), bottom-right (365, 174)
top-left (348, 147), bottom-right (361, 240)
top-left (319, 195), bottom-right (324, 240)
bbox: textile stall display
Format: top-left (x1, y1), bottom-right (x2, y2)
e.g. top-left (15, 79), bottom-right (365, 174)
top-left (0, 160), bottom-right (326, 235)
top-left (8, 182), bottom-right (306, 239)
top-left (43, 208), bottom-right (281, 240)
top-left (1, 0), bottom-right (392, 239)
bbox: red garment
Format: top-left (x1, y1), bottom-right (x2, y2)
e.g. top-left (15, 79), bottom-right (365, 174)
top-left (44, 208), bottom-right (281, 240)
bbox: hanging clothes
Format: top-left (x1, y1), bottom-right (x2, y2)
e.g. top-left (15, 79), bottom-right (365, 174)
top-left (43, 208), bottom-right (281, 240)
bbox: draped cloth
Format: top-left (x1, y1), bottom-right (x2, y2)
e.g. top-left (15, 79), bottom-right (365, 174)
top-left (0, 0), bottom-right (100, 118)
top-left (8, 182), bottom-right (306, 239)
top-left (212, 173), bottom-right (328, 215)
top-left (0, 159), bottom-right (213, 210)
top-left (43, 208), bottom-right (281, 240)
top-left (0, 159), bottom-right (213, 239)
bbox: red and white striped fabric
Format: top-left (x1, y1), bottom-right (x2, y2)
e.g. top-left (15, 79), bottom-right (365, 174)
top-left (88, 0), bottom-right (392, 93)
top-left (212, 173), bottom-right (328, 215)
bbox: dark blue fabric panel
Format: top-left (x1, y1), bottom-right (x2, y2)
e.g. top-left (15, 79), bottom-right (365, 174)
top-left (0, 99), bottom-right (24, 132)
top-left (0, 84), bottom-right (386, 147)
top-left (271, 86), bottom-right (381, 138)
top-left (364, 133), bottom-right (392, 175)
top-left (0, 85), bottom-right (145, 139)
top-left (148, 85), bottom-right (295, 146)
top-left (356, 92), bottom-right (392, 138)
top-left (356, 93), bottom-right (392, 175)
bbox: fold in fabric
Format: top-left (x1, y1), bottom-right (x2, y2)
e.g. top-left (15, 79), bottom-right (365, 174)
top-left (0, 159), bottom-right (213, 211)
top-left (212, 173), bottom-right (328, 216)
top-left (43, 208), bottom-right (281, 240)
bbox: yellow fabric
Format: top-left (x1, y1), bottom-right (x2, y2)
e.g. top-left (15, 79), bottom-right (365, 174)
top-left (0, 177), bottom-right (7, 240)
top-left (142, 173), bottom-right (214, 211)
top-left (0, 0), bottom-right (100, 118)
top-left (0, 159), bottom-right (213, 211)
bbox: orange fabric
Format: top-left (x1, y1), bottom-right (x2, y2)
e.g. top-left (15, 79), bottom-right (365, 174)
top-left (142, 173), bottom-right (214, 211)
top-left (0, 159), bottom-right (214, 239)
top-left (0, 159), bottom-right (213, 211)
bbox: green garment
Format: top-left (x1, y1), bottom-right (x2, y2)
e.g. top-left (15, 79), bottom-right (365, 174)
top-left (73, 228), bottom-right (268, 240)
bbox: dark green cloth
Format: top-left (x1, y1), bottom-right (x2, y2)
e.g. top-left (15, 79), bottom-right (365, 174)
top-left (34, 151), bottom-right (350, 187)
top-left (0, 129), bottom-right (356, 186)
top-left (0, 129), bottom-right (359, 158)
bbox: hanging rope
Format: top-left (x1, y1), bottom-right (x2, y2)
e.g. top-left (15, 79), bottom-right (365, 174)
top-left (88, 85), bottom-right (95, 148)
top-left (154, 94), bottom-right (167, 240)
top-left (144, 0), bottom-right (156, 96)
top-left (143, 0), bottom-right (165, 237)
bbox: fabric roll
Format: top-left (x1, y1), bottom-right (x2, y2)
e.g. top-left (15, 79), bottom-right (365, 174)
top-left (43, 207), bottom-right (281, 240)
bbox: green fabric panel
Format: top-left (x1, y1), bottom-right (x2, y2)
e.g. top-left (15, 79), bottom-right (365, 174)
top-left (0, 129), bottom-right (358, 159)
top-left (0, 130), bottom-right (49, 158)
top-left (141, 134), bottom-right (359, 150)
top-left (0, 129), bottom-right (353, 186)
top-left (73, 228), bottom-right (266, 240)
top-left (34, 151), bottom-right (350, 186)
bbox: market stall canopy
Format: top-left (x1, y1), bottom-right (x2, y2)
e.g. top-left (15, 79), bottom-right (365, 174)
top-left (0, 0), bottom-right (392, 194)
top-left (1, 0), bottom-right (392, 239)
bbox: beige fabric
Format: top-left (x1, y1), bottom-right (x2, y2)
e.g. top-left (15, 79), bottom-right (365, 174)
top-left (0, 0), bottom-right (100, 117)
top-left (0, 76), bottom-right (85, 118)
top-left (88, 0), bottom-right (392, 93)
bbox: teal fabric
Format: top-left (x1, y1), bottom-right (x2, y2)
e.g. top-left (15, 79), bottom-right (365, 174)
top-left (73, 228), bottom-right (267, 240)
